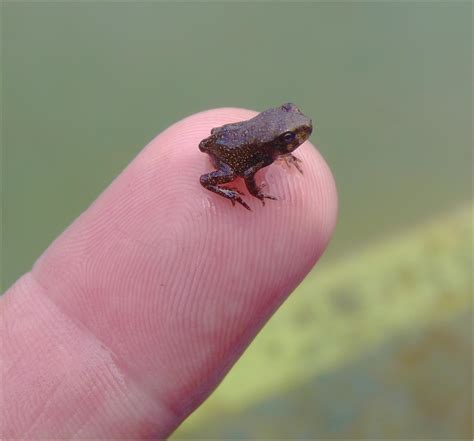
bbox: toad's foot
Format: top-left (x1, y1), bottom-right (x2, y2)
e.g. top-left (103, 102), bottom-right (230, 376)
top-left (254, 192), bottom-right (277, 207)
top-left (221, 188), bottom-right (251, 210)
top-left (200, 169), bottom-right (251, 211)
top-left (279, 153), bottom-right (303, 174)
top-left (204, 184), bottom-right (251, 210)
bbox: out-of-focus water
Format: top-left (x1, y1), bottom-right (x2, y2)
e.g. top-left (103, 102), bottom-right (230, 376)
top-left (173, 204), bottom-right (472, 439)
top-left (3, 2), bottom-right (471, 288)
top-left (3, 2), bottom-right (472, 439)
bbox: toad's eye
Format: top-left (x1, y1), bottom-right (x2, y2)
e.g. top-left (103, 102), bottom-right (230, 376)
top-left (282, 131), bottom-right (296, 142)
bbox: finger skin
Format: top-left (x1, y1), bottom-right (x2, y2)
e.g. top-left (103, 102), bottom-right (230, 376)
top-left (1, 107), bottom-right (338, 438)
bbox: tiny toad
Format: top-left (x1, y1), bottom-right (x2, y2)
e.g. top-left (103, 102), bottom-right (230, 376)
top-left (199, 103), bottom-right (313, 210)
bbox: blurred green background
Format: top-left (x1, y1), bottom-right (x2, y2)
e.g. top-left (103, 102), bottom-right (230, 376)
top-left (2, 2), bottom-right (472, 439)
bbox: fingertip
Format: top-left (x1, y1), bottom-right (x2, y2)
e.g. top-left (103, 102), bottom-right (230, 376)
top-left (143, 105), bottom-right (338, 244)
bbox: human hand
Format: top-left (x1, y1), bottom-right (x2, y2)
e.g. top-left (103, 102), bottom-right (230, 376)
top-left (1, 107), bottom-right (337, 438)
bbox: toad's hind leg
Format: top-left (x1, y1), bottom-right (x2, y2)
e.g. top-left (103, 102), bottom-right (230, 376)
top-left (200, 167), bottom-right (251, 211)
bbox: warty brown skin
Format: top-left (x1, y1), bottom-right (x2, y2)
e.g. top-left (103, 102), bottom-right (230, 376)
top-left (199, 103), bottom-right (313, 210)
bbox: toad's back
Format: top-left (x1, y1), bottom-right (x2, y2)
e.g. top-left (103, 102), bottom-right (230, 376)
top-left (200, 111), bottom-right (279, 152)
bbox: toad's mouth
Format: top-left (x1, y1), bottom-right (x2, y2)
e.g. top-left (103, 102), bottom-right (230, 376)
top-left (297, 124), bottom-right (313, 143)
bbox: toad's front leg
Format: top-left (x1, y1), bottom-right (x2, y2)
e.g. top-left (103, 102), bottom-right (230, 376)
top-left (279, 153), bottom-right (303, 174)
top-left (200, 166), bottom-right (251, 211)
top-left (243, 165), bottom-right (277, 207)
